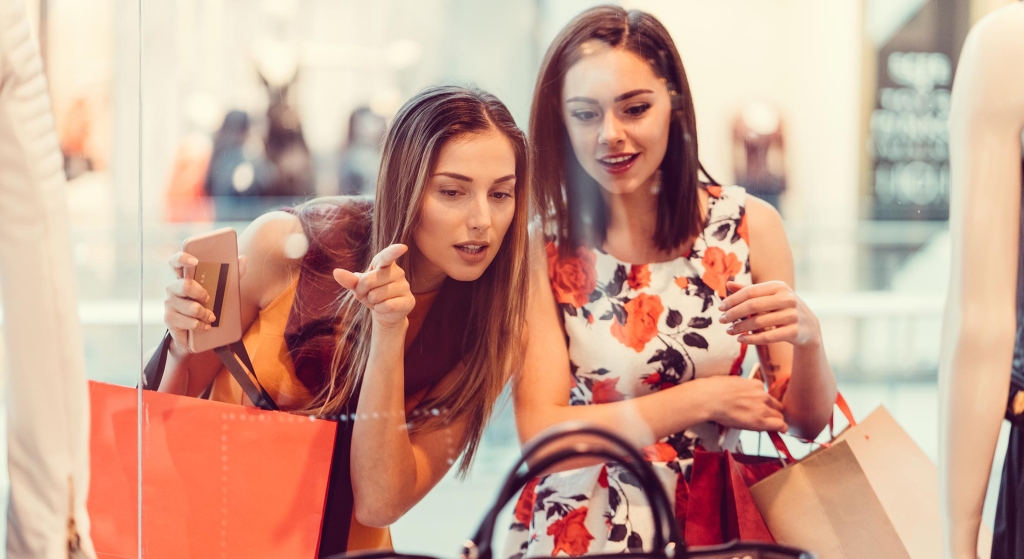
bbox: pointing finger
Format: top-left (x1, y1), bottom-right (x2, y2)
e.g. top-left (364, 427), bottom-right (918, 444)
top-left (333, 268), bottom-right (361, 290)
top-left (370, 244), bottom-right (408, 270)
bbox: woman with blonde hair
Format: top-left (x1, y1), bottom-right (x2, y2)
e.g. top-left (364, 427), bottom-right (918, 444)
top-left (156, 85), bottom-right (530, 556)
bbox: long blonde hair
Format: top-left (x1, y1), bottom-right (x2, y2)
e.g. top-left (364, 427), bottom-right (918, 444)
top-left (302, 86), bottom-right (530, 474)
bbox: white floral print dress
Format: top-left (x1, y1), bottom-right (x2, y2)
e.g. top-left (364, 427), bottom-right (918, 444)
top-left (505, 186), bottom-right (753, 558)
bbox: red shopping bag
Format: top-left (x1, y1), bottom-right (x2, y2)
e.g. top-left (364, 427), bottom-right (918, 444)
top-left (681, 449), bottom-right (784, 546)
top-left (87, 380), bottom-right (336, 559)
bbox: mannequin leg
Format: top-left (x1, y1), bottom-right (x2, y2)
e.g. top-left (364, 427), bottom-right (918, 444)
top-left (0, 1), bottom-right (94, 558)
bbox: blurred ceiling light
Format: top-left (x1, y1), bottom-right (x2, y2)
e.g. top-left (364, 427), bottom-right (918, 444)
top-left (385, 39), bottom-right (422, 69)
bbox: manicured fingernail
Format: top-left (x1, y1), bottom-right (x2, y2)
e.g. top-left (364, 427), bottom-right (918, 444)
top-left (726, 326), bottom-right (734, 334)
top-left (718, 303), bottom-right (726, 311)
top-left (187, 257), bottom-right (198, 266)
top-left (737, 335), bottom-right (747, 342)
top-left (718, 314), bottom-right (727, 323)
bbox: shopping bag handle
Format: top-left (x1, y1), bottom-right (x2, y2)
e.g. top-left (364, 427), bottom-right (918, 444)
top-left (466, 423), bottom-right (682, 559)
top-left (142, 330), bottom-right (279, 411)
top-left (748, 365), bottom-right (857, 461)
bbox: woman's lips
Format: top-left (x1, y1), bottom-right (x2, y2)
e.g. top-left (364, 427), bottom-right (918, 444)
top-left (455, 244), bottom-right (488, 263)
top-left (598, 153), bottom-right (639, 175)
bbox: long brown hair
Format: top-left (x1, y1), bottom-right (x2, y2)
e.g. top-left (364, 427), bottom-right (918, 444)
top-left (531, 6), bottom-right (714, 255)
top-left (300, 85), bottom-right (530, 474)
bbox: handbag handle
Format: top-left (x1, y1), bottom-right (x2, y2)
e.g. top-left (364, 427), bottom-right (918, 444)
top-left (142, 330), bottom-right (279, 411)
top-left (747, 364), bottom-right (857, 460)
top-left (464, 422), bottom-right (683, 559)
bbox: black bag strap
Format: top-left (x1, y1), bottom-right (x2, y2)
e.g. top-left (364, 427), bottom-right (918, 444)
top-left (142, 331), bottom-right (278, 411)
top-left (142, 331), bottom-right (174, 390)
top-left (320, 422), bottom-right (814, 559)
top-left (213, 342), bottom-right (278, 411)
top-left (467, 423), bottom-right (681, 559)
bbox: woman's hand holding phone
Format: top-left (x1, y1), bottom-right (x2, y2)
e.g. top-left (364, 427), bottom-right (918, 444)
top-left (333, 244), bottom-right (415, 332)
top-left (163, 251), bottom-right (248, 353)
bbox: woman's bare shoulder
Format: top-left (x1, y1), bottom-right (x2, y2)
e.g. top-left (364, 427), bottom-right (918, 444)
top-left (953, 4), bottom-right (1024, 122)
top-left (238, 211), bottom-right (307, 308)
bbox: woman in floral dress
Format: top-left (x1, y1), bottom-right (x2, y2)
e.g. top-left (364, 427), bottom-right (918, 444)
top-left (507, 7), bottom-right (838, 557)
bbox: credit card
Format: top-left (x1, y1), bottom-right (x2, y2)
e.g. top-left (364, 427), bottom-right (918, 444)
top-left (195, 262), bottom-right (229, 328)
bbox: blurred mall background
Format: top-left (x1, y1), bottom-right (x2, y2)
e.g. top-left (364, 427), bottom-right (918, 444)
top-left (6, 0), bottom-right (1017, 554)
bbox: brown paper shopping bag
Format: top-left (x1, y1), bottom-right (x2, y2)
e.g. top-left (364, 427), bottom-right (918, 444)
top-left (750, 406), bottom-right (987, 559)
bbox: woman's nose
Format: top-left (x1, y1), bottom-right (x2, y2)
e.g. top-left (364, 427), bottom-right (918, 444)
top-left (466, 193), bottom-right (492, 231)
top-left (598, 112), bottom-right (624, 147)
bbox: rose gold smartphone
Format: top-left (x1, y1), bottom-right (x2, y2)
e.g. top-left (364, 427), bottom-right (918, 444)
top-left (182, 228), bottom-right (242, 353)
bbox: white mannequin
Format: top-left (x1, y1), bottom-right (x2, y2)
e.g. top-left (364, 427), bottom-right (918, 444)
top-left (0, 1), bottom-right (94, 557)
top-left (939, 3), bottom-right (1024, 558)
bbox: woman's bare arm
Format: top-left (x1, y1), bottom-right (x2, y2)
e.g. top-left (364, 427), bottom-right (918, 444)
top-left (739, 197), bottom-right (837, 439)
top-left (513, 232), bottom-right (787, 466)
top-left (156, 211), bottom-right (302, 396)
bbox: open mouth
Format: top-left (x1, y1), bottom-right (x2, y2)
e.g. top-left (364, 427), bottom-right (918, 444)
top-left (455, 242), bottom-right (489, 263)
top-left (598, 153), bottom-right (639, 173)
top-left (455, 245), bottom-right (486, 255)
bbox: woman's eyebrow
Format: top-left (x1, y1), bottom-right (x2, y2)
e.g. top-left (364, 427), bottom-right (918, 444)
top-left (565, 89), bottom-right (654, 104)
top-left (434, 172), bottom-right (516, 185)
top-left (434, 172), bottom-right (472, 182)
top-left (614, 89), bottom-right (653, 102)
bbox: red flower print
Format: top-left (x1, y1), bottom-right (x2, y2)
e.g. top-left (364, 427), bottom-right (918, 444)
top-left (674, 276), bottom-right (689, 290)
top-left (587, 314), bottom-right (594, 325)
top-left (642, 372), bottom-right (662, 386)
top-left (598, 466), bottom-right (608, 489)
top-left (707, 185), bottom-right (723, 198)
top-left (701, 246), bottom-right (742, 298)
top-left (628, 264), bottom-right (651, 290)
top-left (591, 378), bottom-right (626, 404)
top-left (737, 213), bottom-right (749, 242)
top-left (642, 442), bottom-right (679, 462)
top-left (547, 507), bottom-right (594, 556)
top-left (610, 293), bottom-right (665, 352)
top-left (547, 242), bottom-right (598, 308)
top-left (514, 478), bottom-right (540, 525)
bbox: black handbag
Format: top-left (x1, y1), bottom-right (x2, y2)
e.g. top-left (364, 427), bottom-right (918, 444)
top-left (326, 423), bottom-right (814, 559)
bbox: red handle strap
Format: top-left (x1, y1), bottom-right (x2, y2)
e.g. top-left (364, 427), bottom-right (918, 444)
top-left (764, 378), bottom-right (857, 464)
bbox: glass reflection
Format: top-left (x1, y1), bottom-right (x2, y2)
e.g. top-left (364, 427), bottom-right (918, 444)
top-left (37, 0), bottom-right (1021, 557)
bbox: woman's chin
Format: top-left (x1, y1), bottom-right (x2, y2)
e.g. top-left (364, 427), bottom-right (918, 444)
top-left (596, 178), bottom-right (650, 197)
top-left (437, 262), bottom-right (489, 283)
